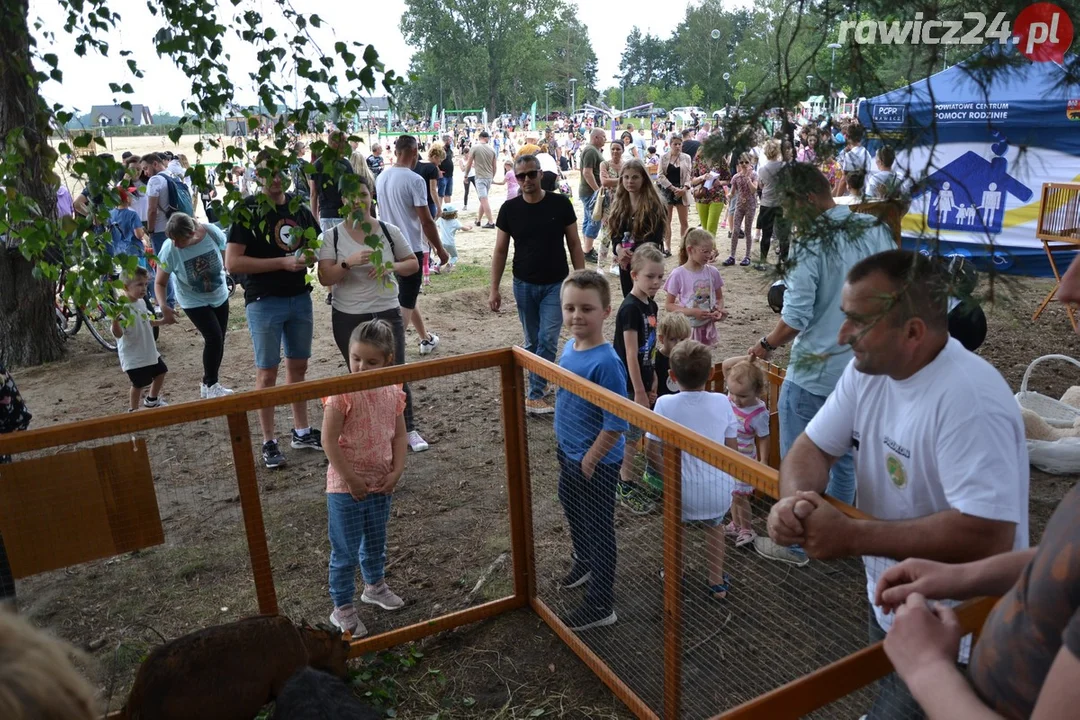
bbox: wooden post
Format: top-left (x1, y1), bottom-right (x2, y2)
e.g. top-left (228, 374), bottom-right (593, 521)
top-left (227, 412), bottom-right (278, 615)
top-left (662, 444), bottom-right (684, 718)
top-left (501, 362), bottom-right (536, 603)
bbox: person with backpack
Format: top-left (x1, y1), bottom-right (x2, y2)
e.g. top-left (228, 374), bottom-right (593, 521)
top-left (143, 152), bottom-right (194, 309)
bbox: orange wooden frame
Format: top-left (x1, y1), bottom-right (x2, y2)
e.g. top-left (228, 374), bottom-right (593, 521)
top-left (3, 347), bottom-right (1002, 719)
top-left (1033, 182), bottom-right (1080, 331)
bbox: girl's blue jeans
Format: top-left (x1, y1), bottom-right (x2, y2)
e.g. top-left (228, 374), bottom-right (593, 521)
top-left (327, 492), bottom-right (392, 607)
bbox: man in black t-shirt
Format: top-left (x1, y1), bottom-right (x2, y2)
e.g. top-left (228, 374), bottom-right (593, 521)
top-left (489, 154), bottom-right (585, 415)
top-left (438, 134), bottom-right (455, 205)
top-left (309, 131), bottom-right (354, 232)
top-left (680, 129), bottom-right (701, 162)
top-left (225, 150), bottom-right (322, 469)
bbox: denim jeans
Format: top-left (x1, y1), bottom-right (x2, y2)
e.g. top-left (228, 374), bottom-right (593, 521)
top-left (149, 231), bottom-right (176, 308)
top-left (512, 278), bottom-right (563, 400)
top-left (327, 492), bottom-right (392, 607)
top-left (557, 448), bottom-right (619, 610)
top-left (245, 293), bottom-right (314, 369)
top-left (778, 379), bottom-right (856, 505)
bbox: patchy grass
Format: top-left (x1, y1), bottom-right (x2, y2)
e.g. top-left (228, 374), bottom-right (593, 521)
top-left (423, 264), bottom-right (490, 295)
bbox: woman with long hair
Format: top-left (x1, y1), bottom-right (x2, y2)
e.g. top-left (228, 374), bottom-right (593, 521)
top-left (605, 158), bottom-right (668, 296)
top-left (657, 134), bottom-right (692, 256)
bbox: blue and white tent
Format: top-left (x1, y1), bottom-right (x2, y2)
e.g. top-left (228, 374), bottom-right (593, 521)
top-left (860, 45), bottom-right (1080, 276)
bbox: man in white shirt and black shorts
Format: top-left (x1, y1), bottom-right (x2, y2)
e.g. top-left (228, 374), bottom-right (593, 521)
top-left (767, 249), bottom-right (1029, 720)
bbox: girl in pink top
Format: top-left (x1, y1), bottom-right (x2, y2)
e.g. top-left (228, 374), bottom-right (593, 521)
top-left (493, 159), bottom-right (520, 200)
top-left (322, 319), bottom-right (408, 639)
top-left (725, 153), bottom-right (759, 266)
top-left (663, 228), bottom-right (726, 346)
top-left (722, 357), bottom-right (771, 548)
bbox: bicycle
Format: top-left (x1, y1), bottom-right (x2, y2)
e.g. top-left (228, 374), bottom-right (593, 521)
top-left (53, 268), bottom-right (119, 352)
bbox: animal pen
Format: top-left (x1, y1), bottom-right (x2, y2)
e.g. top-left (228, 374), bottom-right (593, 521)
top-left (0, 347), bottom-right (997, 718)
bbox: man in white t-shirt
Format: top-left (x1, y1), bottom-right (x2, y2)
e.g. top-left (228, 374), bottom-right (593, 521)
top-left (375, 135), bottom-right (450, 379)
top-left (141, 152), bottom-right (176, 308)
top-left (767, 249), bottom-right (1029, 720)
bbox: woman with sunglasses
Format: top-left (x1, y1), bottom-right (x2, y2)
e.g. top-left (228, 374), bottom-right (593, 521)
top-left (605, 159), bottom-right (668, 296)
top-left (657, 135), bottom-right (692, 256)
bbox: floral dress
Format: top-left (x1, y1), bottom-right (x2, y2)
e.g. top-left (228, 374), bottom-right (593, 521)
top-left (691, 155), bottom-right (729, 205)
top-left (0, 362), bottom-right (31, 464)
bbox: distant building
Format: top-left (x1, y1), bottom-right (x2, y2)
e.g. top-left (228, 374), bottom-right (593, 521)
top-left (90, 104), bottom-right (154, 126)
top-left (356, 96), bottom-right (391, 122)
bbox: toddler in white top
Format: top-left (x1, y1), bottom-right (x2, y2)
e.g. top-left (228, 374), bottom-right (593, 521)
top-left (111, 267), bottom-right (174, 412)
top-left (721, 356), bottom-right (771, 548)
top-left (646, 339), bottom-right (740, 600)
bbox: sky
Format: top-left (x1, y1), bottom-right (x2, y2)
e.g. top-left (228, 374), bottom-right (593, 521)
top-left (28, 0), bottom-right (698, 117)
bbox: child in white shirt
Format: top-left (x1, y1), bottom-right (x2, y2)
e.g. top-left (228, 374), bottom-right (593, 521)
top-left (111, 267), bottom-right (173, 412)
top-left (646, 339), bottom-right (740, 600)
top-left (434, 203), bottom-right (469, 273)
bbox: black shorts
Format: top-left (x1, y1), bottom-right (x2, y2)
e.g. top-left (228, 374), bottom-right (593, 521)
top-left (126, 357), bottom-right (168, 389)
top-left (396, 252), bottom-right (425, 310)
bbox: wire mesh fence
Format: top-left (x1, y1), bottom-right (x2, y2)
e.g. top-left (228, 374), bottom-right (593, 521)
top-left (3, 413), bottom-right (254, 712)
top-left (259, 365), bottom-right (513, 642)
top-left (518, 348), bottom-right (887, 719)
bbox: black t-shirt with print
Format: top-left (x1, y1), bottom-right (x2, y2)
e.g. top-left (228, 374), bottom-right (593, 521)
top-left (226, 194), bottom-right (317, 304)
top-left (495, 192), bottom-right (577, 285)
top-left (613, 293), bottom-right (658, 395)
top-left (310, 158), bottom-right (354, 219)
top-left (366, 155), bottom-right (385, 177)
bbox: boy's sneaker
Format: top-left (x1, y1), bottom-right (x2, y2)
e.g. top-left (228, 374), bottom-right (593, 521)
top-left (329, 604), bottom-right (367, 638)
top-left (735, 528), bottom-right (758, 548)
top-left (142, 397), bottom-right (168, 408)
top-left (753, 536), bottom-right (810, 567)
top-left (641, 468), bottom-right (663, 497)
top-left (560, 562), bottom-right (592, 590)
top-left (525, 397), bottom-right (555, 415)
top-left (407, 430), bottom-right (429, 452)
top-left (616, 482), bottom-right (656, 515)
top-left (584, 249), bottom-right (598, 263)
top-left (607, 264), bottom-right (620, 276)
top-left (291, 428), bottom-right (323, 450)
top-left (262, 440), bottom-right (286, 469)
top-left (202, 383), bottom-right (235, 399)
top-left (361, 581), bottom-right (404, 611)
top-left (564, 604), bottom-right (617, 631)
top-left (419, 332), bottom-right (440, 356)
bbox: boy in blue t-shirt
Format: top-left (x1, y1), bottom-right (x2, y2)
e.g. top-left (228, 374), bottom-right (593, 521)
top-left (554, 269), bottom-right (629, 632)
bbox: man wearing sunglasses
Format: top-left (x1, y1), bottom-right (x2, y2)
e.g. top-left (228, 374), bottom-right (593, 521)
top-left (489, 155), bottom-right (586, 415)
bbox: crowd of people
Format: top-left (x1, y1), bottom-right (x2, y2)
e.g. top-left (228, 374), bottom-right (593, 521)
top-left (7, 102), bottom-right (1072, 719)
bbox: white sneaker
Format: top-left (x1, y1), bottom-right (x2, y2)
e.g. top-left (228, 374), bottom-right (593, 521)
top-left (200, 384), bottom-right (207, 399)
top-left (607, 265), bottom-right (620, 276)
top-left (407, 430), bottom-right (429, 452)
top-left (419, 332), bottom-right (440, 356)
top-left (142, 397), bottom-right (169, 408)
top-left (204, 383), bottom-right (235, 399)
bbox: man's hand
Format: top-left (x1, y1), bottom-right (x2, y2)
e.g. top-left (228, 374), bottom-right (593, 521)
top-left (161, 306), bottom-right (178, 325)
top-left (437, 247), bottom-right (450, 265)
top-left (883, 593), bottom-right (962, 687)
top-left (747, 342), bottom-right (770, 360)
top-left (767, 496), bottom-right (806, 546)
top-left (280, 255), bottom-right (308, 272)
top-left (876, 559), bottom-right (970, 614)
top-left (633, 389), bottom-right (649, 408)
top-left (489, 288), bottom-right (502, 312)
top-left (794, 491), bottom-right (854, 560)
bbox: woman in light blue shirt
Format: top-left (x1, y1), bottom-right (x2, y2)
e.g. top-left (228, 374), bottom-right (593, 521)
top-left (157, 212), bottom-right (235, 399)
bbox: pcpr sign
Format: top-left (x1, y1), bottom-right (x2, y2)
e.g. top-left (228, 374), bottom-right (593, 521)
top-left (873, 105), bottom-right (907, 125)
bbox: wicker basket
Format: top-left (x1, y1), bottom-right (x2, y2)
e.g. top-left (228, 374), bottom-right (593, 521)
top-left (1015, 355), bottom-right (1080, 428)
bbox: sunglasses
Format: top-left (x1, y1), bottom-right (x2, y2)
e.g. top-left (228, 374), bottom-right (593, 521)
top-left (515, 169), bottom-right (540, 181)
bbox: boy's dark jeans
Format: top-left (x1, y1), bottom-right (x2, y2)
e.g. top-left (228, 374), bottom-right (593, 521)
top-left (557, 448), bottom-right (619, 610)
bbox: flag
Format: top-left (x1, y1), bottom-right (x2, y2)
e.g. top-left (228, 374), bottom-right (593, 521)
top-left (530, 101), bottom-right (537, 129)
top-left (430, 104), bottom-right (438, 128)
top-left (482, 108), bottom-right (488, 127)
